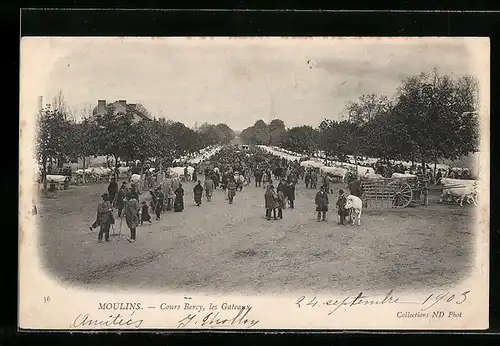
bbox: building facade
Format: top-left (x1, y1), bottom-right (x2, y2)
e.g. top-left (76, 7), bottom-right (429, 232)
top-left (92, 100), bottom-right (152, 123)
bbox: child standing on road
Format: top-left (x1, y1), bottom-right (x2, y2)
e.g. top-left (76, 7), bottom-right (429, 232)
top-left (336, 189), bottom-right (347, 225)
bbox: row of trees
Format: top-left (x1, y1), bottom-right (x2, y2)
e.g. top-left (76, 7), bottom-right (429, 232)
top-left (196, 122), bottom-right (236, 146)
top-left (240, 69), bottom-right (480, 170)
top-left (240, 119), bottom-right (287, 146)
top-left (36, 100), bottom-right (235, 190)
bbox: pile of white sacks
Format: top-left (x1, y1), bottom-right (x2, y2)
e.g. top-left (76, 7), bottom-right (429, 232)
top-left (260, 146), bottom-right (374, 180)
top-left (173, 145), bottom-right (223, 165)
top-left (165, 145), bottom-right (223, 179)
top-left (262, 146), bottom-right (474, 180)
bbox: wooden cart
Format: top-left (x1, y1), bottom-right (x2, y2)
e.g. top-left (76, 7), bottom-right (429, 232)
top-left (361, 174), bottom-right (429, 208)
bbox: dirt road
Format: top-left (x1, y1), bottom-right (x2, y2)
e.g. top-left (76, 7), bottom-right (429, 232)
top-left (37, 178), bottom-right (475, 294)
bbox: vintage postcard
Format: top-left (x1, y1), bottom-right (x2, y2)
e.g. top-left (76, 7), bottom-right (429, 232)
top-left (19, 37), bottom-right (489, 330)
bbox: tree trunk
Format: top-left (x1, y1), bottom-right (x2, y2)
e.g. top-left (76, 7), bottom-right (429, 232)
top-left (433, 156), bottom-right (438, 180)
top-left (114, 154), bottom-right (119, 180)
top-left (42, 155), bottom-right (47, 191)
top-left (57, 153), bottom-right (64, 168)
top-left (354, 152), bottom-right (358, 176)
top-left (159, 161), bottom-right (163, 187)
top-left (139, 159), bottom-right (145, 191)
top-left (82, 156), bottom-right (86, 185)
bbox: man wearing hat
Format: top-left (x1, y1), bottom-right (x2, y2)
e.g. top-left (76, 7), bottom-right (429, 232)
top-left (94, 192), bottom-right (113, 243)
top-left (107, 177), bottom-right (119, 207)
top-left (154, 186), bottom-right (164, 220)
top-left (130, 183), bottom-right (139, 201)
top-left (116, 182), bottom-right (127, 217)
top-left (264, 184), bottom-right (278, 220)
top-left (315, 185), bottom-right (329, 222)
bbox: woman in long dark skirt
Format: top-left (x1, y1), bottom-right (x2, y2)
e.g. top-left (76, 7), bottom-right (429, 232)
top-left (174, 183), bottom-right (185, 212)
top-left (193, 180), bottom-right (203, 206)
top-left (140, 201), bottom-right (152, 225)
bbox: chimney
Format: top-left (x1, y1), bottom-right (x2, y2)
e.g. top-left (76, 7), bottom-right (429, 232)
top-left (38, 96), bottom-right (43, 113)
top-left (118, 100), bottom-right (127, 106)
top-left (97, 100), bottom-right (106, 114)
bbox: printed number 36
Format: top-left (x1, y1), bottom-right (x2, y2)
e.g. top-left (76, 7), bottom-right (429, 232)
top-left (43, 296), bottom-right (50, 303)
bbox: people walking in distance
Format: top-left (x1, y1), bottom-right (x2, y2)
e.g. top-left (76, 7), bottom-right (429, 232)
top-left (193, 180), bottom-right (204, 206)
top-left (140, 201), bottom-right (152, 225)
top-left (222, 171), bottom-right (229, 199)
top-left (116, 183), bottom-right (127, 217)
top-left (315, 185), bottom-right (329, 222)
top-left (287, 180), bottom-right (296, 209)
top-left (311, 169), bottom-right (318, 189)
top-left (436, 168), bottom-right (443, 184)
top-left (305, 170), bottom-right (311, 188)
top-left (239, 171), bottom-right (246, 190)
top-left (323, 174), bottom-right (333, 194)
top-left (90, 193), bottom-right (110, 232)
top-left (276, 185), bottom-right (286, 220)
top-left (255, 169), bottom-right (262, 187)
top-left (235, 172), bottom-right (244, 191)
top-left (336, 189), bottom-right (347, 225)
top-left (154, 186), bottom-right (164, 220)
top-left (262, 171), bottom-right (269, 190)
top-left (108, 177), bottom-right (119, 207)
top-left (227, 177), bottom-right (237, 204)
top-left (211, 170), bottom-right (220, 189)
top-left (192, 168), bottom-right (197, 182)
top-left (265, 184), bottom-right (278, 220)
top-left (149, 189), bottom-right (158, 210)
top-left (174, 183), bottom-right (185, 212)
top-left (130, 183), bottom-right (139, 201)
top-left (94, 193), bottom-right (113, 243)
top-left (161, 182), bottom-right (169, 212)
top-left (165, 179), bottom-right (174, 211)
top-left (348, 175), bottom-right (362, 198)
top-left (245, 168), bottom-right (252, 185)
top-left (277, 179), bottom-right (286, 206)
top-left (204, 175), bottom-right (214, 202)
top-left (125, 192), bottom-right (140, 243)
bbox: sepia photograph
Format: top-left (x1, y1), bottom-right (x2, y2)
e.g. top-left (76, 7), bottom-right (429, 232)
top-left (19, 37), bottom-right (489, 330)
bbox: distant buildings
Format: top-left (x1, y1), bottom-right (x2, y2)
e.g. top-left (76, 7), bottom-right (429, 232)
top-left (92, 100), bottom-right (152, 123)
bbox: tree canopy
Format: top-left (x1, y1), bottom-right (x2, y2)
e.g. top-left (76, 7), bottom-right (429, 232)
top-left (37, 69), bottom-right (480, 188)
top-left (36, 96), bottom-right (237, 186)
top-left (238, 70), bottom-right (479, 168)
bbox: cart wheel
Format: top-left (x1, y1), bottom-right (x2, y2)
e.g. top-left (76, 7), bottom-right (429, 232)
top-left (388, 181), bottom-right (412, 208)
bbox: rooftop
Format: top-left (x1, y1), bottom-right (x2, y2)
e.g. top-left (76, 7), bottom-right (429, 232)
top-left (93, 100), bottom-right (153, 121)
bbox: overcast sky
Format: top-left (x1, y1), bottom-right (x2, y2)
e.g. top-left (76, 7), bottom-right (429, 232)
top-left (27, 37), bottom-right (485, 131)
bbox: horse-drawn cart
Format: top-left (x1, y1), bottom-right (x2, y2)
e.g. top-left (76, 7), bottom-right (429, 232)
top-left (361, 174), bottom-right (429, 208)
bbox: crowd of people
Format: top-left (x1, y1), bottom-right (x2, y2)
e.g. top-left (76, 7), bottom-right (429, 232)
top-left (89, 146), bottom-right (306, 243)
top-left (90, 177), bottom-right (189, 243)
top-left (88, 145), bottom-right (473, 244)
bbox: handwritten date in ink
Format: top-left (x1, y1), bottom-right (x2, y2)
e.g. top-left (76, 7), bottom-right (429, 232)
top-left (420, 291), bottom-right (469, 311)
top-left (295, 290), bottom-right (470, 315)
